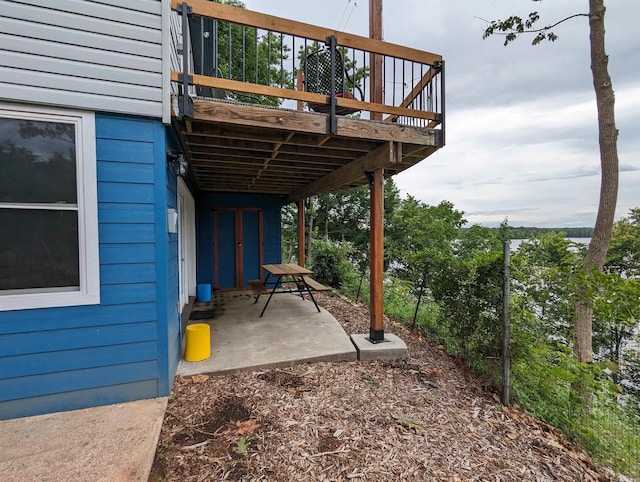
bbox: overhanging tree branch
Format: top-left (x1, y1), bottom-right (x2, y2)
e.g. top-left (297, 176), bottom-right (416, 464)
top-left (480, 12), bottom-right (589, 46)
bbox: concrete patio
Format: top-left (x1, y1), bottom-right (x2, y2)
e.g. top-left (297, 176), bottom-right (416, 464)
top-left (178, 290), bottom-right (358, 377)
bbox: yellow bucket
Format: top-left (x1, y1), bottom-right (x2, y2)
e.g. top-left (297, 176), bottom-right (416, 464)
top-left (184, 323), bottom-right (211, 362)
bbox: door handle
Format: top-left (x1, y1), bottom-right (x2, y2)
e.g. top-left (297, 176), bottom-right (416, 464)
top-left (237, 242), bottom-right (243, 248)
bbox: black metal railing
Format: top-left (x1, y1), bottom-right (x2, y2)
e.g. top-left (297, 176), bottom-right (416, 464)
top-left (171, 0), bottom-right (444, 141)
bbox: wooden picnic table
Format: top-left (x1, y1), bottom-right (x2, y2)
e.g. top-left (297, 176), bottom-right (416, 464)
top-left (252, 263), bottom-right (326, 317)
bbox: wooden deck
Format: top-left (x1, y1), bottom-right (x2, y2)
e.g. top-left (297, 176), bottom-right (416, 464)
top-left (170, 0), bottom-right (444, 199)
top-left (173, 98), bottom-right (440, 199)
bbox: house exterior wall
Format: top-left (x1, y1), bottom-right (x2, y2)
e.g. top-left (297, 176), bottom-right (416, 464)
top-left (196, 193), bottom-right (282, 288)
top-left (164, 156), bottom-right (181, 391)
top-left (0, 114), bottom-right (180, 420)
top-left (0, 0), bottom-right (169, 121)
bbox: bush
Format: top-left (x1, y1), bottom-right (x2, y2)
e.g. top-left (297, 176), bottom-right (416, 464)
top-left (309, 238), bottom-right (356, 288)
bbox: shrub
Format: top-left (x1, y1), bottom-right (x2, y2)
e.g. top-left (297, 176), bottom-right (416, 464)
top-left (309, 238), bottom-right (356, 288)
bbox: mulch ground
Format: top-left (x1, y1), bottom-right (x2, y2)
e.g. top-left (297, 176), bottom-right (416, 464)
top-left (149, 293), bottom-right (621, 481)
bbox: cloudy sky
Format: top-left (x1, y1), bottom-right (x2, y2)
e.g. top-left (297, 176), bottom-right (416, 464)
top-left (244, 0), bottom-right (639, 227)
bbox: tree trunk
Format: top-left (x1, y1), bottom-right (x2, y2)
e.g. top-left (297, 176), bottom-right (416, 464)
top-left (573, 0), bottom-right (619, 364)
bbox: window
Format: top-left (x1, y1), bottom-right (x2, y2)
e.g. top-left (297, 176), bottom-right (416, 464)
top-left (0, 104), bottom-right (99, 311)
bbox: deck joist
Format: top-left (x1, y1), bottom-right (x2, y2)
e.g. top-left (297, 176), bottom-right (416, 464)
top-left (174, 98), bottom-right (440, 199)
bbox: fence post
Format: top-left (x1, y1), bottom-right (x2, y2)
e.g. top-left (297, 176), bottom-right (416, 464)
top-left (411, 260), bottom-right (430, 332)
top-left (502, 240), bottom-right (511, 406)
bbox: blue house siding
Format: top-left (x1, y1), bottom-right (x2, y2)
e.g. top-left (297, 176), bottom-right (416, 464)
top-left (161, 140), bottom-right (180, 395)
top-left (196, 193), bottom-right (282, 288)
top-left (0, 114), bottom-right (180, 420)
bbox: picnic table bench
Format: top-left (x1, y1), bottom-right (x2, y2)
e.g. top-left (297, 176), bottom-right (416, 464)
top-left (250, 264), bottom-right (332, 317)
top-left (299, 276), bottom-right (332, 292)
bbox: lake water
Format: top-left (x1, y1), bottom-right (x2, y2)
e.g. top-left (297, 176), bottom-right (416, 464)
top-left (510, 237), bottom-right (591, 251)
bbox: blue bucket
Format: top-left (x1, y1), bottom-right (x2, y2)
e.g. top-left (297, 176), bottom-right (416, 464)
top-left (197, 283), bottom-right (212, 302)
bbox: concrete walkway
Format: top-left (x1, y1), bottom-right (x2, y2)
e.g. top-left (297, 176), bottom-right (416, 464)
top-left (178, 290), bottom-right (357, 376)
top-left (0, 397), bottom-right (167, 482)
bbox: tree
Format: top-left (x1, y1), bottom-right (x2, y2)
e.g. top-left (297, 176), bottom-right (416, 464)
top-left (598, 208), bottom-right (640, 393)
top-left (606, 208), bottom-right (640, 277)
top-left (386, 197), bottom-right (464, 296)
top-left (292, 179), bottom-right (400, 269)
top-left (483, 1), bottom-right (620, 367)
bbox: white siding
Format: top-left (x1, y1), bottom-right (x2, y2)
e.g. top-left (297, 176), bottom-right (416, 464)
top-left (169, 10), bottom-right (195, 96)
top-left (0, 0), bottom-right (167, 120)
top-left (170, 10), bottom-right (183, 88)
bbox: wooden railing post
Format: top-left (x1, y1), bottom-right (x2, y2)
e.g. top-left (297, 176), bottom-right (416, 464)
top-left (296, 71), bottom-right (304, 111)
top-left (369, 0), bottom-right (383, 121)
top-left (368, 168), bottom-right (384, 342)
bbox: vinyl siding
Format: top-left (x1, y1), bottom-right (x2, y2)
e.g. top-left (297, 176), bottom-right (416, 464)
top-left (0, 0), bottom-right (167, 119)
top-left (0, 114), bottom-right (178, 420)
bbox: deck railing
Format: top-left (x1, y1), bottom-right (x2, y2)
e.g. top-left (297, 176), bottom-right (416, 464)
top-left (170, 0), bottom-right (444, 141)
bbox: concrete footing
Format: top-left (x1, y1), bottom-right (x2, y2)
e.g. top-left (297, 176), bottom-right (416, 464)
top-left (350, 333), bottom-right (408, 361)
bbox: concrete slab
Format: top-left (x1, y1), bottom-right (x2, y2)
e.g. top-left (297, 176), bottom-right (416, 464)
top-left (178, 291), bottom-right (357, 376)
top-left (0, 397), bottom-right (167, 482)
top-left (350, 333), bottom-right (408, 361)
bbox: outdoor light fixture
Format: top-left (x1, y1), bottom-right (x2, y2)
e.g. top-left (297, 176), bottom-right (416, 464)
top-left (166, 150), bottom-right (188, 177)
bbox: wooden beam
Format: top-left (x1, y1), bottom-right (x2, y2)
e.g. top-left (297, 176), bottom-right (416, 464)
top-left (171, 0), bottom-right (442, 65)
top-left (188, 147), bottom-right (346, 164)
top-left (235, 209), bottom-right (243, 288)
top-left (172, 72), bottom-right (327, 105)
top-left (192, 99), bottom-right (327, 135)
top-left (188, 144), bottom-right (350, 163)
top-left (259, 211), bottom-right (264, 280)
top-left (288, 142), bottom-right (397, 202)
top-left (337, 118), bottom-right (436, 144)
top-left (192, 160), bottom-right (335, 173)
top-left (185, 125), bottom-right (381, 152)
top-left (297, 200), bottom-right (305, 267)
top-left (369, 167), bottom-right (384, 341)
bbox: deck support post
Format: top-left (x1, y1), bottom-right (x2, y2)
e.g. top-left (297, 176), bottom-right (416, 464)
top-left (297, 199), bottom-right (305, 267)
top-left (368, 168), bottom-right (385, 342)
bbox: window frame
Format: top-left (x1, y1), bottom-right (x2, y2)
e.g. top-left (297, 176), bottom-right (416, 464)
top-left (0, 103), bottom-right (100, 311)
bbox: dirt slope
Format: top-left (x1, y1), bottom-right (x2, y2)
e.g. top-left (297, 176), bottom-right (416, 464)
top-left (150, 293), bottom-right (616, 481)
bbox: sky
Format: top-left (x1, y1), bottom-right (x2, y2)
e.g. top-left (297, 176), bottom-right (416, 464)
top-left (243, 0), bottom-right (639, 227)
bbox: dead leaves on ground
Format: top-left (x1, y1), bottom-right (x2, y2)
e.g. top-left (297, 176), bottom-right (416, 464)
top-left (150, 293), bottom-right (614, 482)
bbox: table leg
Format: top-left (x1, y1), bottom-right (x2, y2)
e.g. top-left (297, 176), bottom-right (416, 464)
top-left (259, 274), bottom-right (282, 317)
top-left (254, 273), bottom-right (271, 304)
top-left (296, 279), bottom-right (306, 299)
top-left (299, 276), bottom-right (321, 313)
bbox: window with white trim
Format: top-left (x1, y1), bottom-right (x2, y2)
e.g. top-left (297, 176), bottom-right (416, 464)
top-left (0, 104), bottom-right (99, 311)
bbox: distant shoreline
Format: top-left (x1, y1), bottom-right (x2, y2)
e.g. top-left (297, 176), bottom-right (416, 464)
top-left (467, 226), bottom-right (595, 239)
